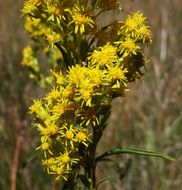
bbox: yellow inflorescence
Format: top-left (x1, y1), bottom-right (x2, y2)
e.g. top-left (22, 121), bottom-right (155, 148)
top-left (22, 0), bottom-right (37, 14)
top-left (22, 0), bottom-right (152, 181)
top-left (116, 37), bottom-right (141, 57)
top-left (21, 46), bottom-right (39, 72)
top-left (120, 11), bottom-right (152, 43)
top-left (88, 43), bottom-right (118, 67)
top-left (71, 12), bottom-right (94, 34)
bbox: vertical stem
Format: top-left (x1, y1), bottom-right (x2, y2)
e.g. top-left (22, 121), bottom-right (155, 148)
top-left (89, 153), bottom-right (96, 189)
top-left (87, 125), bottom-right (108, 188)
top-left (10, 126), bottom-right (24, 190)
top-left (83, 107), bottom-right (111, 189)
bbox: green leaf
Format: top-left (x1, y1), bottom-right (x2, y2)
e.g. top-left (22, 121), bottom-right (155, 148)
top-left (95, 148), bottom-right (175, 163)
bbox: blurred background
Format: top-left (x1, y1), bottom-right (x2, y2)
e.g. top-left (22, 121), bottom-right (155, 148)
top-left (0, 0), bottom-right (182, 189)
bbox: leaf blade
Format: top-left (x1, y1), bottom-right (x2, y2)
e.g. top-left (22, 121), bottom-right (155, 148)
top-left (95, 147), bottom-right (175, 163)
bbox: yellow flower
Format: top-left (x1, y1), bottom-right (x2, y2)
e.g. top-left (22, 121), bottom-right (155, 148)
top-left (47, 5), bottom-right (64, 17)
top-left (68, 65), bottom-right (84, 86)
top-left (124, 17), bottom-right (138, 32)
top-left (54, 166), bottom-right (68, 181)
top-left (136, 25), bottom-right (152, 43)
top-left (59, 152), bottom-right (71, 165)
top-left (46, 5), bottom-right (69, 24)
top-left (75, 129), bottom-right (91, 147)
top-left (37, 124), bottom-right (49, 136)
top-left (78, 80), bottom-right (94, 106)
top-left (22, 0), bottom-right (37, 14)
top-left (56, 166), bottom-right (65, 175)
top-left (70, 7), bottom-right (94, 34)
top-left (120, 11), bottom-right (152, 43)
top-left (68, 66), bottom-right (102, 106)
top-left (57, 151), bottom-right (79, 170)
top-left (42, 157), bottom-right (56, 167)
top-left (36, 137), bottom-right (53, 157)
top-left (88, 43), bottom-right (117, 67)
top-left (46, 123), bottom-right (59, 136)
top-left (86, 68), bottom-right (103, 86)
top-left (65, 130), bottom-right (74, 140)
top-left (62, 86), bottom-right (74, 99)
top-left (24, 17), bottom-right (46, 37)
top-left (37, 107), bottom-right (50, 120)
top-left (41, 142), bottom-right (50, 150)
top-left (46, 31), bottom-right (61, 46)
top-left (107, 65), bottom-right (127, 81)
top-left (21, 46), bottom-right (39, 72)
top-left (123, 11), bottom-right (146, 32)
top-left (51, 104), bottom-right (65, 117)
top-left (116, 37), bottom-right (140, 57)
top-left (131, 11), bottom-right (146, 25)
top-left (52, 70), bottom-right (65, 85)
top-left (29, 99), bottom-right (42, 114)
top-left (60, 124), bottom-right (77, 148)
top-left (44, 87), bottom-right (61, 104)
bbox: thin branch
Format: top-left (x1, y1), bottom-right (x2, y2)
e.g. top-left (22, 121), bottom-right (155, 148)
top-left (10, 125), bottom-right (25, 190)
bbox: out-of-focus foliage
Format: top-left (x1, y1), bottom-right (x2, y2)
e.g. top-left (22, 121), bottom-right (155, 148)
top-left (0, 0), bottom-right (53, 189)
top-left (0, 0), bottom-right (182, 190)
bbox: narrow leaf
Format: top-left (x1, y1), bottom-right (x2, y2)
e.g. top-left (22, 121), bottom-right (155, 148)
top-left (95, 148), bottom-right (174, 163)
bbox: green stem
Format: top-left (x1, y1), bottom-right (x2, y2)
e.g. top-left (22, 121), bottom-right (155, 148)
top-left (85, 107), bottom-right (111, 189)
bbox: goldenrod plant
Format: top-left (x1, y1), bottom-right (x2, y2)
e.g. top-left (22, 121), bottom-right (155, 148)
top-left (21, 0), bottom-right (173, 189)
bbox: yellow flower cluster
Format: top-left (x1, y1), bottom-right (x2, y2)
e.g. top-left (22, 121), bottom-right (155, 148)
top-left (21, 46), bottom-right (39, 72)
top-left (29, 42), bottom-right (139, 180)
top-left (30, 96), bottom-right (92, 180)
top-left (22, 0), bottom-right (152, 182)
top-left (120, 11), bottom-right (152, 43)
top-left (24, 17), bottom-right (46, 37)
top-left (88, 43), bottom-right (118, 67)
